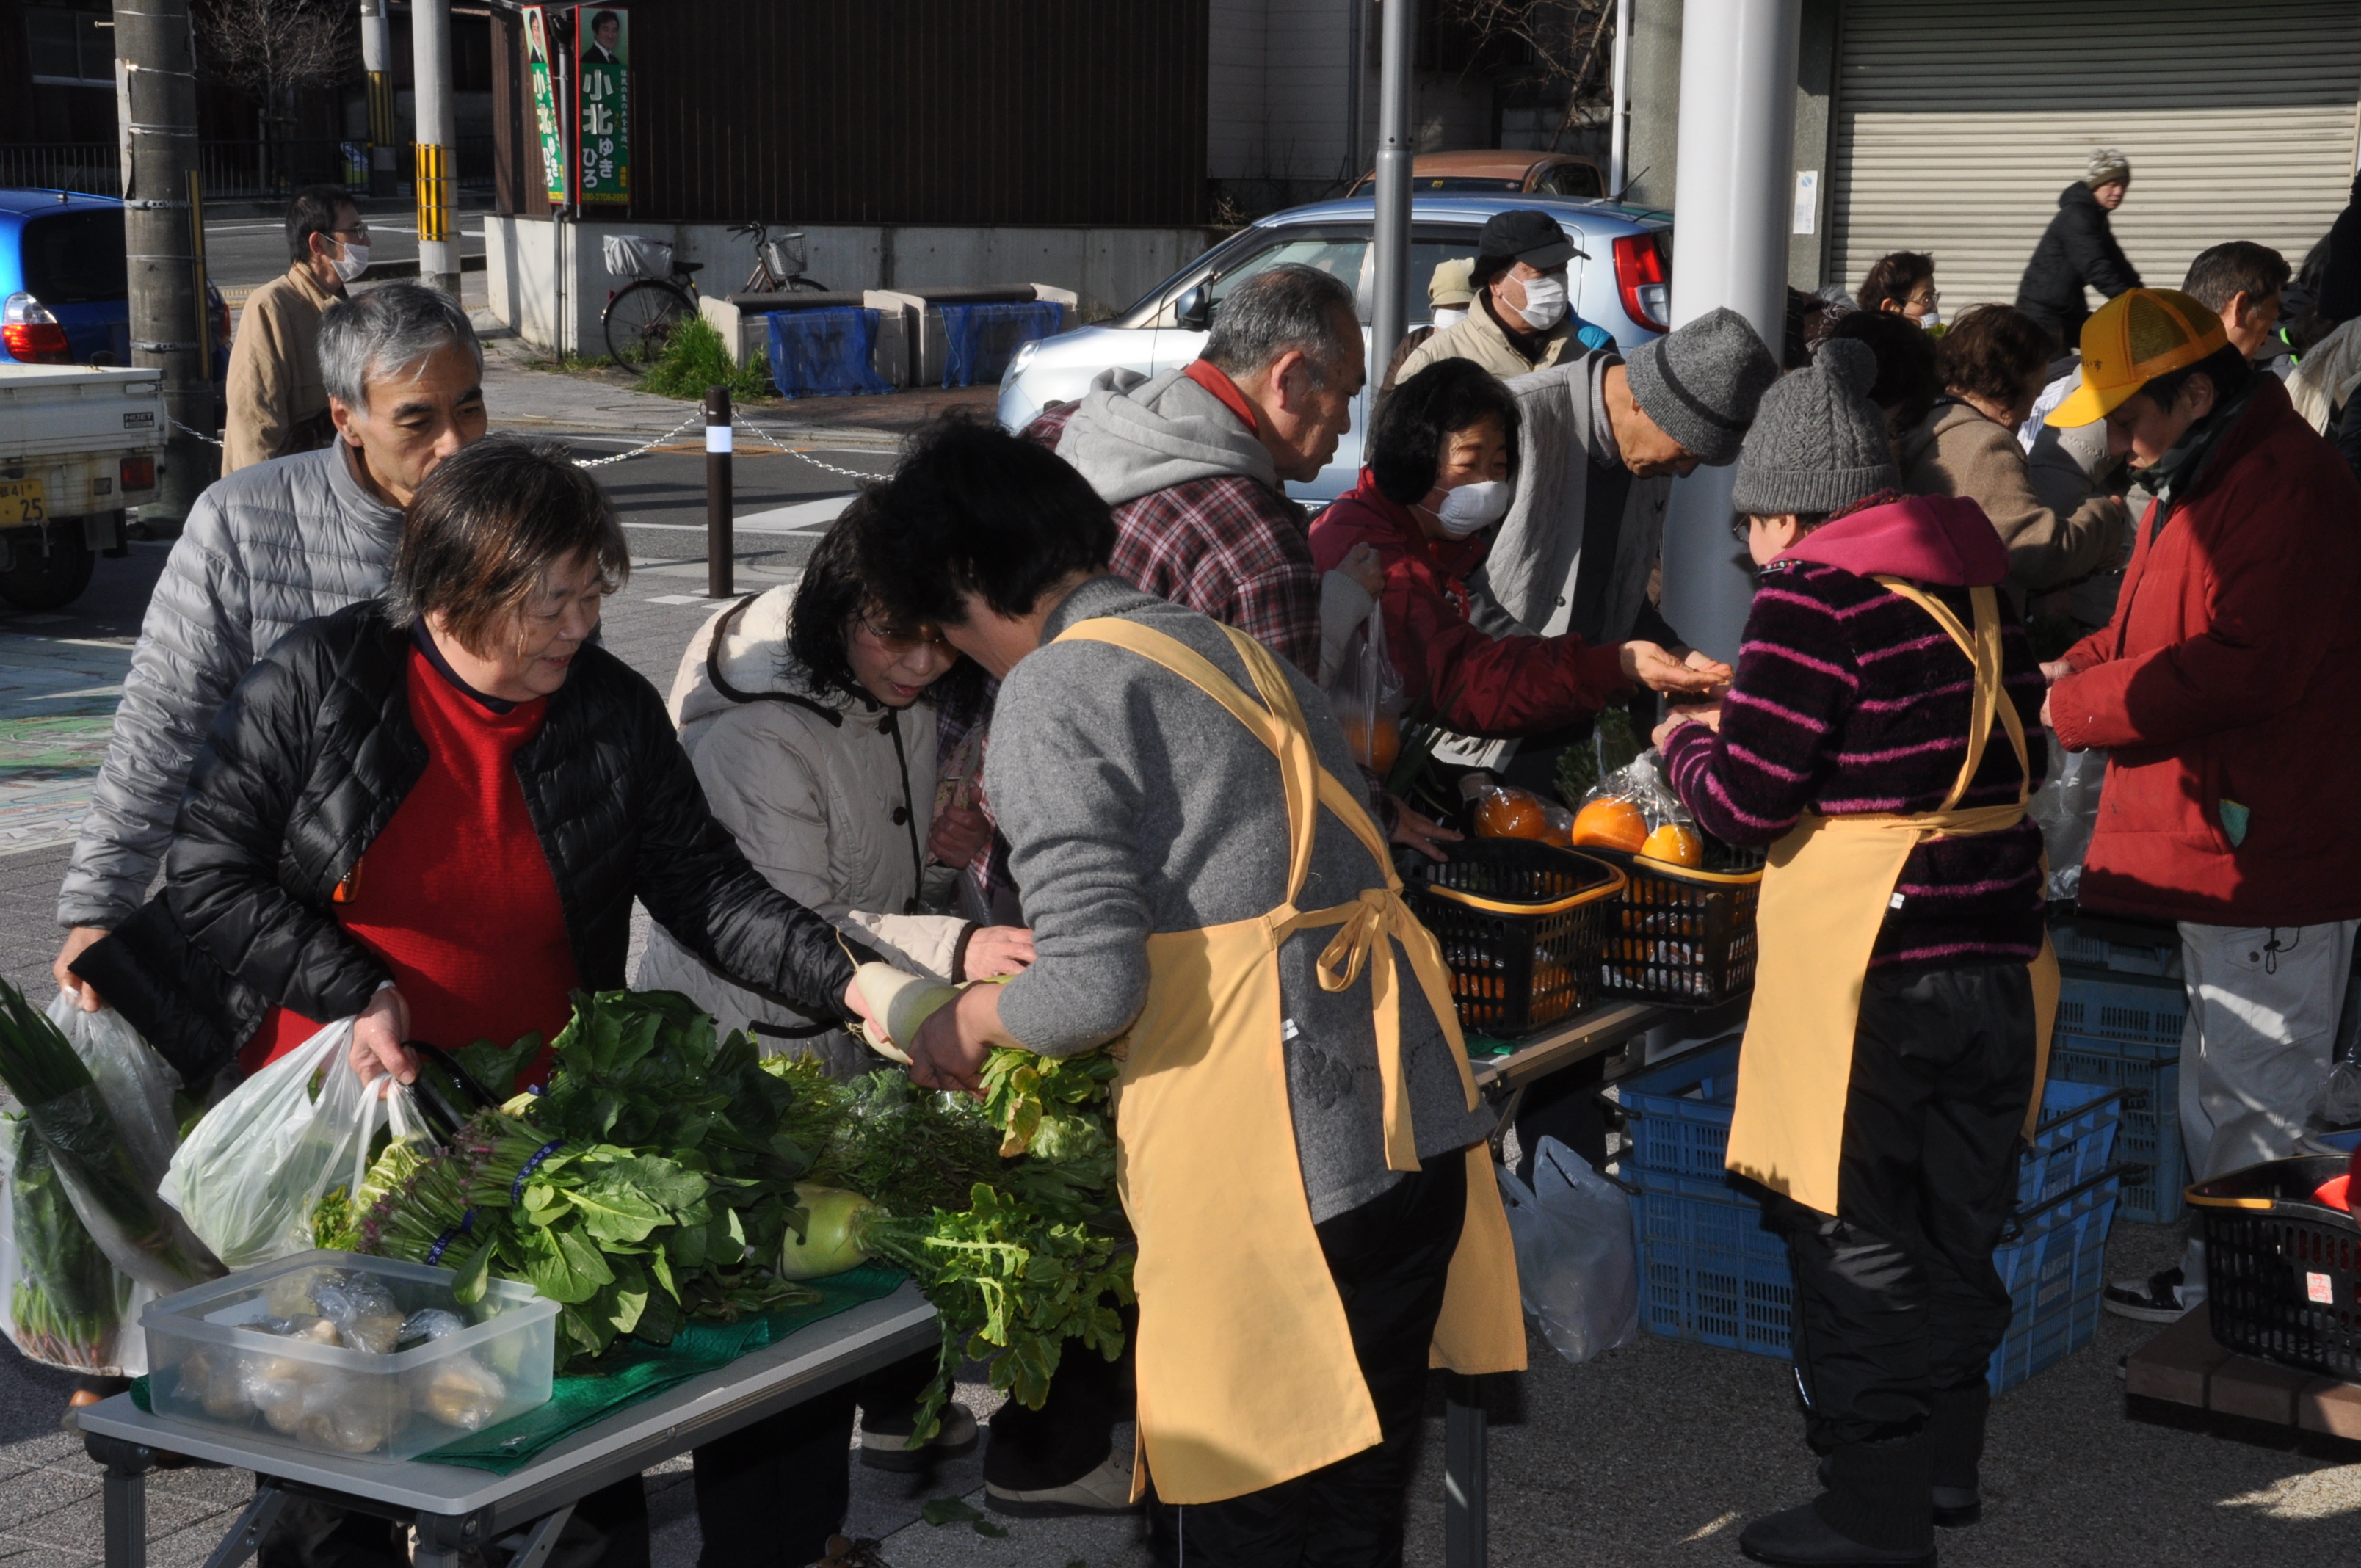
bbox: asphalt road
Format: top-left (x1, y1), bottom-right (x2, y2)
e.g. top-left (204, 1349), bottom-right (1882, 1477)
top-left (203, 204), bottom-right (493, 295)
top-left (565, 433), bottom-right (899, 569)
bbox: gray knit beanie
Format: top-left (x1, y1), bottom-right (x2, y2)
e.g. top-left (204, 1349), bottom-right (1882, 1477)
top-left (1624, 306), bottom-right (1780, 466)
top-left (2084, 148), bottom-right (2130, 188)
top-left (1728, 337), bottom-right (1899, 517)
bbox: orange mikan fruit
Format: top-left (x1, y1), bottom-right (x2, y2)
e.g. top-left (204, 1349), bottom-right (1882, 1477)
top-left (1639, 823), bottom-right (1705, 868)
top-left (1475, 789), bottom-right (1551, 841)
top-left (1570, 797), bottom-right (1648, 852)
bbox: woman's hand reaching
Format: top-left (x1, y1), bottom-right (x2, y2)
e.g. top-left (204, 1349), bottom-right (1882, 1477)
top-left (928, 799), bottom-right (994, 870)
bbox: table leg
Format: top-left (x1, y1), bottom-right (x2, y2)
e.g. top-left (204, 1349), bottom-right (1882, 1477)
top-left (412, 1511), bottom-right (471, 1568)
top-left (498, 1503), bottom-right (576, 1568)
top-left (1443, 1372), bottom-right (1487, 1568)
top-left (82, 1434), bottom-right (155, 1568)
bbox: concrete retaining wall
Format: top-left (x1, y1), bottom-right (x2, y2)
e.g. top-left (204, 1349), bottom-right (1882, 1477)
top-left (486, 216), bottom-right (1218, 357)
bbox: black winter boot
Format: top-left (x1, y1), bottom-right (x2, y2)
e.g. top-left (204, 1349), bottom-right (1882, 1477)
top-left (1743, 1435), bottom-right (1936, 1567)
top-left (1924, 1384), bottom-right (1989, 1528)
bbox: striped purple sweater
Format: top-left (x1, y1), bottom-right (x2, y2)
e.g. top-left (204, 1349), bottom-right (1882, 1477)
top-left (1661, 558), bottom-right (2048, 970)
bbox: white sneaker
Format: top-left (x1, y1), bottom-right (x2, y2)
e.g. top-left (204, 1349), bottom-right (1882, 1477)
top-left (859, 1401), bottom-right (979, 1470)
top-left (2103, 1265), bottom-right (2200, 1323)
top-left (985, 1452), bottom-right (1140, 1517)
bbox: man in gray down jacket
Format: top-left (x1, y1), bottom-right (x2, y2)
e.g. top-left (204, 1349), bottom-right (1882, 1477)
top-left (54, 282), bottom-right (487, 1009)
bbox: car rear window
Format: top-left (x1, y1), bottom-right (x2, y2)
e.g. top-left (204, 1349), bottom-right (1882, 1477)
top-left (1417, 178), bottom-right (1523, 192)
top-left (21, 211), bottom-right (128, 305)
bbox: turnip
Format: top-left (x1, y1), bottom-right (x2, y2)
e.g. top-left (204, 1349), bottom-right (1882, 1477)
top-left (777, 1185), bottom-right (877, 1279)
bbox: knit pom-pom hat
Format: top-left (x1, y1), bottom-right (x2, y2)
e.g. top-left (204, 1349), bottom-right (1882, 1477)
top-left (1728, 337), bottom-right (1900, 518)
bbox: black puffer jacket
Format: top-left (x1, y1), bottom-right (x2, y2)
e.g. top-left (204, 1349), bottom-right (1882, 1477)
top-left (2014, 181), bottom-right (2141, 341)
top-left (79, 601), bottom-right (871, 1086)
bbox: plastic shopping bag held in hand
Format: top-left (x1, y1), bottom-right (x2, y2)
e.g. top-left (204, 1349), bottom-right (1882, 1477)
top-left (161, 1017), bottom-right (419, 1270)
top-left (1495, 1136), bottom-right (1639, 1366)
top-left (1327, 601), bottom-right (1407, 777)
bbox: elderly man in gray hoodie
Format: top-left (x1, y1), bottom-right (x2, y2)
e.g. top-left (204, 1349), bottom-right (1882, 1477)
top-left (54, 283), bottom-right (487, 1014)
top-left (1023, 262), bottom-right (1360, 679)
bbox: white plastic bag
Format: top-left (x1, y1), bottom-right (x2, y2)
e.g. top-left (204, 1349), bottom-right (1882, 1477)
top-left (2028, 743), bottom-right (2105, 900)
top-left (46, 992), bottom-right (181, 1197)
top-left (0, 1115), bottom-right (153, 1376)
top-left (1495, 1136), bottom-right (1639, 1367)
top-left (159, 1018), bottom-right (410, 1269)
top-left (601, 233), bottom-right (672, 280)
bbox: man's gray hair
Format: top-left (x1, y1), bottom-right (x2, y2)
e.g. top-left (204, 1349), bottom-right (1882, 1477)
top-left (1201, 264), bottom-right (1357, 385)
top-left (320, 282), bottom-right (482, 411)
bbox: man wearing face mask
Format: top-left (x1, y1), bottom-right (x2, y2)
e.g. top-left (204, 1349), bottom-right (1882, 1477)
top-left (1310, 359), bottom-right (1725, 737)
top-left (222, 186), bottom-right (372, 475)
top-left (1394, 209), bottom-right (1613, 384)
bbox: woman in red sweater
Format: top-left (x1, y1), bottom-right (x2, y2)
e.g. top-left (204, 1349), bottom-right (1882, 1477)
top-left (1307, 357), bottom-right (1717, 738)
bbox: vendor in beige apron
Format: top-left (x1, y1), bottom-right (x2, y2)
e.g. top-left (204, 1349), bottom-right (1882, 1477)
top-left (851, 424), bottom-right (1522, 1568)
top-left (1653, 342), bottom-right (2056, 1568)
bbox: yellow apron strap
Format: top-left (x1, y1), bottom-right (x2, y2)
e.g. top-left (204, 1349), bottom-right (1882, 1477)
top-left (1056, 618), bottom-right (1321, 906)
top-left (1872, 579), bottom-right (2033, 809)
top-left (1216, 625), bottom-right (1401, 878)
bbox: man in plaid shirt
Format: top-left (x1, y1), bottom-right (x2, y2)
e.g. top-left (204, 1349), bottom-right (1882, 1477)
top-left (1022, 263), bottom-right (1363, 677)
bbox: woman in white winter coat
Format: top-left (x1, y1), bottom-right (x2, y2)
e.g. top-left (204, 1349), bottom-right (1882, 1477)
top-left (637, 515), bottom-right (1031, 1077)
top-left (635, 512), bottom-right (1031, 1479)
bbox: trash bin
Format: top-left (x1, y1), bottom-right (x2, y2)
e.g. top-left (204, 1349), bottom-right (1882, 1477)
top-left (766, 308), bottom-right (894, 400)
top-left (937, 300), bottom-right (1065, 388)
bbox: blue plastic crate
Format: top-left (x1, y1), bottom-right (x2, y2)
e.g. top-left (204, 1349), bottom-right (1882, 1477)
top-left (2017, 1078), bottom-right (2121, 1208)
top-left (2050, 1033), bottom-right (2184, 1223)
top-left (2056, 965), bottom-right (2187, 1049)
top-left (766, 307), bottom-right (893, 399)
top-left (1617, 1042), bottom-right (1744, 1179)
top-left (1627, 1169), bottom-right (1794, 1357)
top-left (1620, 1042), bottom-right (2117, 1207)
top-left (1987, 1174), bottom-right (2119, 1393)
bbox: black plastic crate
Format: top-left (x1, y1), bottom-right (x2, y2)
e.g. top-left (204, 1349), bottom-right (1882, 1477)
top-left (1585, 842), bottom-right (1766, 1007)
top-left (1404, 841), bottom-right (1624, 1037)
top-left (2190, 1155), bottom-right (2361, 1381)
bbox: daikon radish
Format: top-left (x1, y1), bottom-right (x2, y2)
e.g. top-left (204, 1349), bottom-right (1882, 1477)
top-left (849, 962), bottom-right (961, 1064)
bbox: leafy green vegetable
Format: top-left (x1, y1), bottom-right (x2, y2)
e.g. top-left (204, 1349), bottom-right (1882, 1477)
top-left (1556, 704), bottom-right (1644, 807)
top-left (3, 1116), bottom-right (124, 1368)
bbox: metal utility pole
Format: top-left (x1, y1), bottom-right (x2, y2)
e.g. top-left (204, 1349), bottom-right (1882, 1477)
top-left (360, 0), bottom-right (396, 198)
top-left (1655, 0), bottom-right (1801, 664)
top-left (1609, 0), bottom-right (1633, 197)
top-left (1368, 0), bottom-right (1418, 375)
top-left (411, 0), bottom-right (459, 296)
top-left (1343, 0), bottom-right (1366, 185)
top-left (112, 0), bottom-right (209, 531)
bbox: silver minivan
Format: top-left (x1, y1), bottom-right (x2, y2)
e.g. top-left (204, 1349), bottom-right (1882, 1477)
top-left (998, 192), bottom-right (1673, 504)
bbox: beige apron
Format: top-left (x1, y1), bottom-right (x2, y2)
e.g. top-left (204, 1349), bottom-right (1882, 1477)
top-left (1052, 617), bottom-right (1525, 1507)
top-left (1724, 580), bottom-right (2060, 1216)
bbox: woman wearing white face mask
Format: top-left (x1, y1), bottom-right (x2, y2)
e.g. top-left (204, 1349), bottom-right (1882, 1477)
top-left (1309, 359), bottom-right (1716, 737)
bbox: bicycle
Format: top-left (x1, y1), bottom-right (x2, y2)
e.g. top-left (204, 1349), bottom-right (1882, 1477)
top-left (603, 222), bottom-right (830, 369)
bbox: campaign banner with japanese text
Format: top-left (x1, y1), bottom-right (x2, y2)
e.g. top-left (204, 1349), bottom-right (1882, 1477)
top-left (522, 6), bottom-right (568, 204)
top-left (576, 5), bottom-right (629, 205)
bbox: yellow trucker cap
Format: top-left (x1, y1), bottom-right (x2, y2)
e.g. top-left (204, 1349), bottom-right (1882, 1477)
top-left (2048, 288), bottom-right (2229, 427)
top-left (1429, 257), bottom-right (1476, 309)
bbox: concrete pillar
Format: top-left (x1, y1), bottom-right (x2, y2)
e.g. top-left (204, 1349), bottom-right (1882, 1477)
top-left (360, 0), bottom-right (395, 196)
top-left (1656, 0), bottom-right (1802, 664)
top-left (111, 0), bottom-right (207, 530)
top-left (1788, 0), bottom-right (1837, 291)
top-left (411, 0), bottom-right (459, 295)
top-left (1622, 0), bottom-right (1683, 209)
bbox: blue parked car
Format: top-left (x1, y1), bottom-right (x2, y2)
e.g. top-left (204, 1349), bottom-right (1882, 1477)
top-left (1, 188), bottom-right (231, 382)
top-left (998, 192), bottom-right (1672, 504)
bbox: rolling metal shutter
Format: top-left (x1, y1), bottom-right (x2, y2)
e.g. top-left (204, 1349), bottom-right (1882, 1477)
top-left (1827, 1), bottom-right (2361, 313)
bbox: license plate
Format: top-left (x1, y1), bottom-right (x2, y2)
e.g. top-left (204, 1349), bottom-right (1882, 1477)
top-left (0, 479), bottom-right (46, 526)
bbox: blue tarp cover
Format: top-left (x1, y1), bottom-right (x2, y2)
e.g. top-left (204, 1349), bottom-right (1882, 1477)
top-left (766, 307), bottom-right (893, 399)
top-left (939, 300), bottom-right (1065, 388)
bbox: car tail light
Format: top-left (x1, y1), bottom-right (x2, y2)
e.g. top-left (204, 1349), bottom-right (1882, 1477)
top-left (1612, 233), bottom-right (1671, 333)
top-left (120, 456), bottom-right (156, 493)
top-left (3, 292), bottom-right (70, 363)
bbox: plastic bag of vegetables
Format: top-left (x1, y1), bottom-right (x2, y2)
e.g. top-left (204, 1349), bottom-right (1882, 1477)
top-left (43, 992), bottom-right (182, 1197)
top-left (0, 981), bottom-right (217, 1294)
top-left (161, 1017), bottom-right (418, 1270)
top-left (0, 1114), bottom-right (153, 1374)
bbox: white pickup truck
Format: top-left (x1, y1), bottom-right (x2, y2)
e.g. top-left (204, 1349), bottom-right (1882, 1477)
top-left (0, 362), bottom-right (165, 611)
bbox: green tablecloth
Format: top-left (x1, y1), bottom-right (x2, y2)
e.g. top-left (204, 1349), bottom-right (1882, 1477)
top-left (131, 1264), bottom-right (912, 1476)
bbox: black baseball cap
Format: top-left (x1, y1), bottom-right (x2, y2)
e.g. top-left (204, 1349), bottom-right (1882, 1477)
top-left (1476, 209), bottom-right (1585, 269)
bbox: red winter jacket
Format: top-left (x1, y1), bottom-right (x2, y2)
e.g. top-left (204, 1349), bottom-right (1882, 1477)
top-left (2049, 377), bottom-right (2361, 926)
top-left (1306, 471), bottom-right (1628, 737)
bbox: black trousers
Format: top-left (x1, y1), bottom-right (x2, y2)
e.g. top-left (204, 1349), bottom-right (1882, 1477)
top-left (984, 1307), bottom-right (1137, 1489)
top-left (1757, 963), bottom-right (2034, 1540)
top-left (1149, 1154), bottom-right (1468, 1568)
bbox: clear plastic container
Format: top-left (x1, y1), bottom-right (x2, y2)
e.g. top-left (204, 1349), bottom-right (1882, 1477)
top-left (142, 1249), bottom-right (557, 1462)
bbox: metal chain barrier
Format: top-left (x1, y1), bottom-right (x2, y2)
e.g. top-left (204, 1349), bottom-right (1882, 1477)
top-left (730, 413), bottom-right (895, 482)
top-left (170, 417), bottom-right (224, 448)
top-left (572, 411), bottom-right (705, 468)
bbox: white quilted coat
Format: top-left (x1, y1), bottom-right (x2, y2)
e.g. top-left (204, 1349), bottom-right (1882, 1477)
top-left (634, 586), bottom-right (969, 1075)
top-left (59, 443), bottom-right (405, 928)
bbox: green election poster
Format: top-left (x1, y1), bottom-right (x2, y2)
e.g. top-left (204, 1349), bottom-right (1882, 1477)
top-left (576, 5), bottom-right (629, 204)
top-left (523, 6), bottom-right (567, 203)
